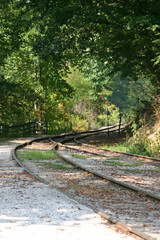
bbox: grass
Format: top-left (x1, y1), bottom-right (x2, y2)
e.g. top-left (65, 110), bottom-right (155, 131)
top-left (101, 141), bottom-right (152, 157)
top-left (17, 149), bottom-right (73, 170)
top-left (108, 157), bottom-right (120, 160)
top-left (101, 143), bottom-right (129, 153)
top-left (40, 162), bottom-right (73, 170)
top-left (17, 150), bottom-right (58, 162)
top-left (123, 168), bottom-right (160, 173)
top-left (71, 154), bottom-right (88, 159)
top-left (101, 132), bottom-right (160, 158)
top-left (103, 160), bottom-right (143, 167)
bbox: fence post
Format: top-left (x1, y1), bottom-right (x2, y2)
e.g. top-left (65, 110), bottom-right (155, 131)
top-left (106, 109), bottom-right (110, 137)
top-left (118, 113), bottom-right (123, 136)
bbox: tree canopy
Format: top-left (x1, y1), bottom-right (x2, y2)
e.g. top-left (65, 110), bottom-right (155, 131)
top-left (8, 0), bottom-right (159, 83)
top-left (0, 0), bottom-right (159, 128)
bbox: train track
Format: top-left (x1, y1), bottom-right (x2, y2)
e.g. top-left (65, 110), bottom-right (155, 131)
top-left (54, 135), bottom-right (160, 201)
top-left (13, 126), bottom-right (160, 240)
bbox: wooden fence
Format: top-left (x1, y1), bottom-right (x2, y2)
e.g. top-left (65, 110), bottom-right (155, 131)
top-left (0, 121), bottom-right (48, 138)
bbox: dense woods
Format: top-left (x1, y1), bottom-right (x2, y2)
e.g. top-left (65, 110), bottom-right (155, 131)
top-left (0, 0), bottom-right (159, 140)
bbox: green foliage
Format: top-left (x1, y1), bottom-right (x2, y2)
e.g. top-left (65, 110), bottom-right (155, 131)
top-left (3, 0), bottom-right (159, 84)
top-left (63, 63), bottom-right (122, 130)
top-left (0, 1), bottom-right (73, 126)
top-left (12, 0), bottom-right (159, 85)
top-left (65, 67), bottom-right (92, 101)
top-left (40, 162), bottom-right (72, 170)
top-left (98, 104), bottom-right (120, 125)
top-left (64, 67), bottom-right (93, 117)
top-left (102, 130), bottom-right (160, 158)
top-left (0, 43), bottom-right (72, 126)
top-left (83, 59), bottom-right (111, 103)
top-left (47, 120), bottom-right (72, 135)
top-left (70, 115), bottom-right (89, 132)
top-left (0, 0), bottom-right (159, 135)
top-left (109, 74), bottom-right (156, 120)
top-left (71, 154), bottom-right (88, 159)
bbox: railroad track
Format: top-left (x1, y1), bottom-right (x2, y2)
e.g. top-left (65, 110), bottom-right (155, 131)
top-left (13, 126), bottom-right (160, 240)
top-left (54, 135), bottom-right (160, 200)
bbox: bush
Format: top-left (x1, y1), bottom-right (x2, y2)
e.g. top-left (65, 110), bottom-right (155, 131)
top-left (70, 115), bottom-right (89, 132)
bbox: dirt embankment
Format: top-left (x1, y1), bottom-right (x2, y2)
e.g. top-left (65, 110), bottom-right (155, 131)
top-left (137, 96), bottom-right (160, 158)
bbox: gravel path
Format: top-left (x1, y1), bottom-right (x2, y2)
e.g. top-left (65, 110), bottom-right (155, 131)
top-left (0, 139), bottom-right (136, 240)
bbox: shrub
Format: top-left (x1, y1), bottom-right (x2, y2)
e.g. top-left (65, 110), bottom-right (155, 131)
top-left (70, 115), bottom-right (89, 132)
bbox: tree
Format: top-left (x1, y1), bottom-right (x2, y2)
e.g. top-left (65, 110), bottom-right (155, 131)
top-left (0, 0), bottom-right (159, 127)
top-left (0, 0), bottom-right (73, 125)
top-left (11, 0), bottom-right (160, 85)
top-left (108, 74), bottom-right (156, 119)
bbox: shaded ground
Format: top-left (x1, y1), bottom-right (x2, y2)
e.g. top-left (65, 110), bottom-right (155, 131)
top-left (81, 132), bottom-right (127, 146)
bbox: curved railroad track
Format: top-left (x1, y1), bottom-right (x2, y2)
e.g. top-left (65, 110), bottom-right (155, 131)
top-left (54, 133), bottom-right (160, 200)
top-left (13, 126), bottom-right (160, 240)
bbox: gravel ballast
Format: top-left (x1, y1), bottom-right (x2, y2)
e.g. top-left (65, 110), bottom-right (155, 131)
top-left (0, 139), bottom-right (136, 240)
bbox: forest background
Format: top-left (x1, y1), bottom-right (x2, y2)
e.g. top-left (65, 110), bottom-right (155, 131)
top-left (0, 0), bottom-right (159, 156)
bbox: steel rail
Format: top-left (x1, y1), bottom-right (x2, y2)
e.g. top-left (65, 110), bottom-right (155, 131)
top-left (53, 124), bottom-right (127, 145)
top-left (74, 138), bottom-right (160, 162)
top-left (54, 131), bottom-right (160, 201)
top-left (13, 136), bottom-right (52, 185)
top-left (50, 124), bottom-right (160, 200)
top-left (12, 124), bottom-right (119, 183)
top-left (54, 142), bottom-right (160, 202)
top-left (12, 123), bottom-right (159, 240)
top-left (12, 134), bottom-right (155, 240)
top-left (50, 123), bottom-right (127, 143)
top-left (51, 144), bottom-right (158, 240)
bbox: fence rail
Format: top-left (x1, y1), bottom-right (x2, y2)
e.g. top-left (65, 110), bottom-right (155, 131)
top-left (0, 121), bottom-right (48, 138)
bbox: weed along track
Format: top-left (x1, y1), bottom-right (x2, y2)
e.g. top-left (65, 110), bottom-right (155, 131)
top-left (14, 130), bottom-right (160, 240)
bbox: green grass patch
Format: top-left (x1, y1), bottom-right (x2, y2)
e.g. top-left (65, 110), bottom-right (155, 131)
top-left (40, 162), bottom-right (73, 170)
top-left (108, 157), bottom-right (120, 160)
top-left (102, 144), bottom-right (129, 153)
top-left (71, 154), bottom-right (88, 159)
top-left (123, 169), bottom-right (142, 173)
top-left (17, 150), bottom-right (58, 161)
top-left (101, 141), bottom-right (152, 157)
top-left (123, 168), bottom-right (160, 173)
top-left (103, 160), bottom-right (124, 166)
top-left (103, 160), bottom-right (143, 167)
